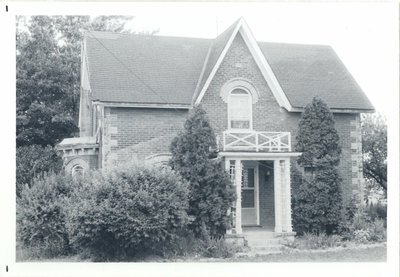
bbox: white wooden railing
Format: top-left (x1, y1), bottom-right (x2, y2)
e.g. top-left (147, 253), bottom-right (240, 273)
top-left (222, 130), bottom-right (291, 152)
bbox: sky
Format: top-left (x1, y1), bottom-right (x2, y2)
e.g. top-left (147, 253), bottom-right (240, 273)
top-left (125, 3), bottom-right (398, 117)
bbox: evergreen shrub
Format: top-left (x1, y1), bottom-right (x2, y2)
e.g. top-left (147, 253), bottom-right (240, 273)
top-left (292, 97), bottom-right (343, 235)
top-left (169, 106), bottom-right (235, 238)
top-left (64, 164), bottom-right (190, 261)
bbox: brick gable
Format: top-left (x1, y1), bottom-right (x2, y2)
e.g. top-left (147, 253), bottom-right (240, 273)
top-left (200, 32), bottom-right (360, 208)
top-left (200, 32), bottom-right (300, 141)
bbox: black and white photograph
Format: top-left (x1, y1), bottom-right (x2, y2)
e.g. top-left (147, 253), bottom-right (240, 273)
top-left (1, 2), bottom-right (398, 277)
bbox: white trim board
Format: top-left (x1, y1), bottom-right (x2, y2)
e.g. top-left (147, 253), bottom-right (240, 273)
top-left (92, 101), bottom-right (192, 109)
top-left (220, 152), bottom-right (302, 159)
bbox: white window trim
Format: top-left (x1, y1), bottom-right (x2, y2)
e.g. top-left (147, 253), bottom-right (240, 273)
top-left (227, 88), bottom-right (253, 131)
top-left (220, 78), bottom-right (259, 104)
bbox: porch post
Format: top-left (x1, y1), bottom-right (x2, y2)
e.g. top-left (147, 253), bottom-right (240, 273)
top-left (274, 159), bottom-right (283, 233)
top-left (225, 158), bottom-right (232, 235)
top-left (234, 159), bottom-right (242, 234)
top-left (284, 158), bottom-right (293, 232)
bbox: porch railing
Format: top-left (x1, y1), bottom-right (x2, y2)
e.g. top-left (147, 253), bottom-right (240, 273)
top-left (222, 130), bottom-right (291, 152)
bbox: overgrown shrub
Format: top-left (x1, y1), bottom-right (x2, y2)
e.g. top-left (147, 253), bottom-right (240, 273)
top-left (353, 230), bottom-right (371, 243)
top-left (285, 233), bottom-right (343, 250)
top-left (16, 144), bottom-right (63, 197)
top-left (16, 172), bottom-right (76, 258)
top-left (368, 219), bottom-right (386, 242)
top-left (64, 164), bottom-right (190, 261)
top-left (169, 106), bottom-right (235, 238)
top-left (346, 206), bottom-right (387, 243)
top-left (365, 203), bottom-right (387, 223)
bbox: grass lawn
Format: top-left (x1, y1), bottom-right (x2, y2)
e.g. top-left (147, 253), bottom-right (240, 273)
top-left (224, 244), bottom-right (387, 262)
top-left (17, 244), bottom-right (386, 263)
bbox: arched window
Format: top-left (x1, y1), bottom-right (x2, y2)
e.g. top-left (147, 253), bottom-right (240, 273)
top-left (71, 164), bottom-right (85, 178)
top-left (228, 88), bottom-right (252, 130)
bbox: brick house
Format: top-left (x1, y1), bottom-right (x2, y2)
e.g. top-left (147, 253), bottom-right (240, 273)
top-left (58, 18), bottom-right (374, 240)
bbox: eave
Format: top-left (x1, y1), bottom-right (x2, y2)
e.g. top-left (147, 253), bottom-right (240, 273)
top-left (92, 100), bottom-right (192, 110)
top-left (288, 107), bottom-right (376, 114)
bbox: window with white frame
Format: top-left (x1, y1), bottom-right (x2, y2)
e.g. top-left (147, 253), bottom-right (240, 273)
top-left (228, 88), bottom-right (252, 129)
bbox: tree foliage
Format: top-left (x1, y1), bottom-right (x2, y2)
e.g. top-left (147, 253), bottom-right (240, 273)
top-left (16, 16), bottom-right (134, 147)
top-left (361, 113), bottom-right (387, 192)
top-left (295, 97), bottom-right (341, 170)
top-left (169, 106), bottom-right (235, 239)
top-left (16, 145), bottom-right (63, 197)
top-left (15, 16), bottom-right (136, 197)
top-left (293, 97), bottom-right (343, 235)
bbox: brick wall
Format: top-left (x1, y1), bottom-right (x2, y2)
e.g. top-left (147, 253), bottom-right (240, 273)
top-left (101, 107), bottom-right (188, 166)
top-left (64, 153), bottom-right (99, 174)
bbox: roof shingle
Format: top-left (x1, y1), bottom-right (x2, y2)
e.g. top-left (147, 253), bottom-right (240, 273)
top-left (84, 25), bottom-right (374, 111)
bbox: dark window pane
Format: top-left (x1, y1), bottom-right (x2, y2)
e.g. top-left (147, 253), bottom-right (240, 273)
top-left (231, 120), bottom-right (250, 129)
top-left (247, 168), bottom-right (254, 187)
top-left (242, 190), bottom-right (255, 208)
top-left (231, 89), bottom-right (248, 95)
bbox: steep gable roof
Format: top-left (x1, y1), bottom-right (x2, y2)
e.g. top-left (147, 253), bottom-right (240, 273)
top-left (260, 42), bottom-right (374, 111)
top-left (192, 19), bottom-right (240, 102)
top-left (83, 19), bottom-right (374, 112)
top-left (85, 31), bottom-right (210, 105)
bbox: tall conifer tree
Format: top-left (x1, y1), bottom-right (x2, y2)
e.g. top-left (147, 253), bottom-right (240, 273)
top-left (293, 97), bottom-right (343, 234)
top-left (169, 106), bottom-right (235, 238)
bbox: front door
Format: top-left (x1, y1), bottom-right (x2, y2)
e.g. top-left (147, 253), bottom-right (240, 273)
top-left (241, 163), bottom-right (259, 226)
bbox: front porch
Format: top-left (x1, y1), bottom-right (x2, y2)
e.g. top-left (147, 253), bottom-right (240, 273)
top-left (220, 130), bottom-right (300, 243)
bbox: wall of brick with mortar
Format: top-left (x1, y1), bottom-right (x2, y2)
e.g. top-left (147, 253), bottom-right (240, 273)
top-left (64, 154), bottom-right (99, 172)
top-left (101, 107), bottom-right (188, 166)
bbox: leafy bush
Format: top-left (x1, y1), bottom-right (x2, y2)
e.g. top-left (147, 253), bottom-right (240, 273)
top-left (169, 106), bottom-right (235, 238)
top-left (16, 172), bottom-right (76, 258)
top-left (365, 203), bottom-right (387, 223)
top-left (346, 206), bottom-right (386, 243)
top-left (285, 233), bottom-right (343, 250)
top-left (64, 164), bottom-right (190, 261)
top-left (16, 144), bottom-right (63, 197)
top-left (201, 237), bottom-right (239, 258)
top-left (368, 219), bottom-right (386, 242)
top-left (353, 230), bottom-right (370, 244)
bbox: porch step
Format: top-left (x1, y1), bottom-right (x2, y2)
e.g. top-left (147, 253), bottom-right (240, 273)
top-left (246, 238), bottom-right (284, 247)
top-left (244, 230), bottom-right (285, 252)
